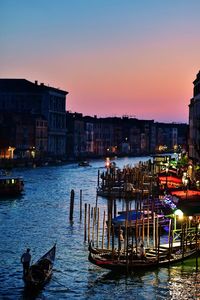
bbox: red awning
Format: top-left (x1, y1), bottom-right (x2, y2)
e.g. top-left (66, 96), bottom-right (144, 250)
top-left (171, 190), bottom-right (200, 197)
top-left (158, 176), bottom-right (182, 184)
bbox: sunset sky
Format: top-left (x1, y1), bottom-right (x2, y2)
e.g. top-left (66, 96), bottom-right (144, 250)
top-left (1, 0), bottom-right (200, 123)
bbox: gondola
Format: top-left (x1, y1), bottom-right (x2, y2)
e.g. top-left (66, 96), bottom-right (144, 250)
top-left (23, 243), bottom-right (56, 289)
top-left (88, 243), bottom-right (198, 272)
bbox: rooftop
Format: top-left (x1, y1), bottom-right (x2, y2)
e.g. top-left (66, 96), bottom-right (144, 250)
top-left (0, 79), bottom-right (68, 95)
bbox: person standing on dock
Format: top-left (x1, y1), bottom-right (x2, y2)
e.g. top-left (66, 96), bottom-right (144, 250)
top-left (21, 248), bottom-right (31, 277)
top-left (139, 244), bottom-right (146, 260)
top-left (119, 229), bottom-right (124, 241)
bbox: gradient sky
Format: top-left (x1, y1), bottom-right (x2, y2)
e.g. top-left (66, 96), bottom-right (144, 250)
top-left (1, 0), bottom-right (200, 123)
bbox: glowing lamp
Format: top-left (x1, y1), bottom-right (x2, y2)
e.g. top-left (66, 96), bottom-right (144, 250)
top-left (105, 157), bottom-right (110, 168)
top-left (174, 209), bottom-right (183, 219)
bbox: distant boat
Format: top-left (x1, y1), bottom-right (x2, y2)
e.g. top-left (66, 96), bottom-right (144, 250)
top-left (23, 243), bottom-right (56, 289)
top-left (78, 161), bottom-right (91, 167)
top-left (0, 170), bottom-right (24, 197)
top-left (97, 185), bottom-right (149, 199)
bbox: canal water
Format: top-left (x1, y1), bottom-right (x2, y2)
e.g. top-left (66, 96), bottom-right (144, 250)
top-left (0, 156), bottom-right (200, 300)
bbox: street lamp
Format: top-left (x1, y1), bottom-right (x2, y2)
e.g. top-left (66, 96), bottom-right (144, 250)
top-left (183, 177), bottom-right (189, 201)
top-left (174, 209), bottom-right (184, 231)
top-left (189, 216), bottom-right (193, 228)
top-left (182, 172), bottom-right (187, 185)
top-left (183, 178), bottom-right (189, 187)
top-left (105, 157), bottom-right (110, 173)
top-left (8, 146), bottom-right (15, 159)
top-left (31, 147), bottom-right (36, 159)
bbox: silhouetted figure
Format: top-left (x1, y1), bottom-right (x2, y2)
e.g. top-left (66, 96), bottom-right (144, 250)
top-left (119, 229), bottom-right (124, 241)
top-left (21, 248), bottom-right (31, 277)
top-left (139, 243), bottom-right (146, 260)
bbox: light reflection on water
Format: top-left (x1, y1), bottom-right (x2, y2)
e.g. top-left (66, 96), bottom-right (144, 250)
top-left (0, 156), bottom-right (200, 300)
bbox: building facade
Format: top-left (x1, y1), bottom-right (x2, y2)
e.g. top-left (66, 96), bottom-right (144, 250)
top-left (155, 123), bottom-right (188, 153)
top-left (66, 112), bottom-right (187, 159)
top-left (0, 79), bottom-right (68, 157)
top-left (0, 78), bottom-right (188, 160)
top-left (189, 71), bottom-right (200, 162)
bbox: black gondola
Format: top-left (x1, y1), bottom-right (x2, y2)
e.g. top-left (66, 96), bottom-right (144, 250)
top-left (23, 243), bottom-right (56, 289)
top-left (88, 242), bottom-right (199, 272)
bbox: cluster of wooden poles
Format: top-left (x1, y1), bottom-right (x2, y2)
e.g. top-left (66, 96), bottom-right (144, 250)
top-left (97, 160), bottom-right (155, 192)
top-left (69, 189), bottom-right (200, 271)
top-left (69, 188), bottom-right (167, 252)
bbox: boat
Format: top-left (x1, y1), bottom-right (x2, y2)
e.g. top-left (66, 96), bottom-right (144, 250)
top-left (88, 243), bottom-right (198, 272)
top-left (97, 185), bottom-right (124, 198)
top-left (78, 160), bottom-right (91, 167)
top-left (111, 210), bottom-right (168, 230)
top-left (97, 185), bottom-right (149, 199)
top-left (23, 243), bottom-right (56, 289)
top-left (0, 170), bottom-right (24, 197)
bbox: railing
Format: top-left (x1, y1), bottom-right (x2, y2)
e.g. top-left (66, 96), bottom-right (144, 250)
top-left (173, 227), bottom-right (200, 244)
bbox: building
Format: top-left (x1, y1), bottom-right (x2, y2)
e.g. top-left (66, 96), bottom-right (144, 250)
top-left (66, 112), bottom-right (187, 158)
top-left (0, 78), bottom-right (188, 160)
top-left (155, 122), bottom-right (188, 153)
top-left (0, 79), bottom-right (68, 157)
top-left (189, 71), bottom-right (200, 162)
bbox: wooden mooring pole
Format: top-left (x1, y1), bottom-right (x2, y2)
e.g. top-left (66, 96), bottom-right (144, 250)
top-left (97, 207), bottom-right (100, 247)
top-left (88, 204), bottom-right (90, 243)
top-left (196, 220), bottom-right (198, 272)
top-left (102, 210), bottom-right (105, 249)
top-left (97, 169), bottom-right (100, 187)
top-left (84, 203), bottom-right (87, 242)
top-left (107, 212), bottom-right (111, 249)
top-left (80, 189), bottom-right (82, 221)
top-left (92, 207), bottom-right (95, 243)
top-left (69, 189), bottom-right (75, 221)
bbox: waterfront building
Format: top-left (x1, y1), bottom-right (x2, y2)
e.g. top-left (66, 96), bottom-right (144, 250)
top-left (0, 79), bottom-right (188, 160)
top-left (94, 118), bottom-right (114, 156)
top-left (0, 112), bottom-right (48, 159)
top-left (189, 71), bottom-right (200, 162)
top-left (85, 116), bottom-right (95, 155)
top-left (35, 116), bottom-right (48, 158)
top-left (66, 112), bottom-right (86, 159)
top-left (155, 122), bottom-right (188, 153)
top-left (66, 112), bottom-right (187, 158)
top-left (0, 79), bottom-right (68, 157)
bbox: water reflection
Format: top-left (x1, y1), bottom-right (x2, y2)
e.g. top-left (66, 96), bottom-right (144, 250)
top-left (21, 287), bottom-right (44, 300)
top-left (86, 263), bottom-right (200, 300)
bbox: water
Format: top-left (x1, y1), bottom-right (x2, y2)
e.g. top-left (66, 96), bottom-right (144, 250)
top-left (0, 156), bottom-right (200, 300)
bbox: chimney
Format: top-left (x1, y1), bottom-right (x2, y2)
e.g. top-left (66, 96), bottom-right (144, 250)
top-left (35, 80), bottom-right (38, 85)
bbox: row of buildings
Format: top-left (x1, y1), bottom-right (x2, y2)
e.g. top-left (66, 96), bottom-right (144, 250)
top-left (0, 78), bottom-right (191, 161)
top-left (66, 113), bottom-right (187, 159)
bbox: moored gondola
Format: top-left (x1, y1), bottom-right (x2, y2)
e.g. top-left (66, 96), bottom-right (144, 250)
top-left (23, 243), bottom-right (56, 289)
top-left (88, 242), bottom-right (199, 272)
